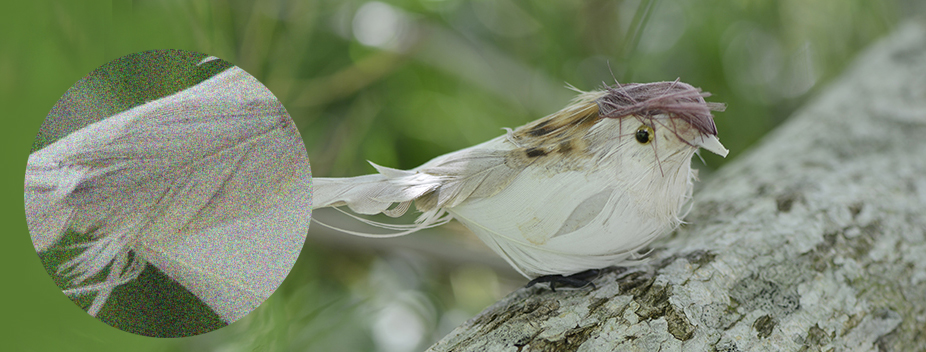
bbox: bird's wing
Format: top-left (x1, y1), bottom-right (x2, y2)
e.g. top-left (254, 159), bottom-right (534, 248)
top-left (314, 134), bottom-right (531, 216)
top-left (413, 137), bottom-right (528, 209)
top-left (312, 134), bottom-right (544, 238)
top-left (446, 164), bottom-right (620, 277)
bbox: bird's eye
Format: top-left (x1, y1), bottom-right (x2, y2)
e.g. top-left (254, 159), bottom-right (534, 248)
top-left (635, 125), bottom-right (654, 144)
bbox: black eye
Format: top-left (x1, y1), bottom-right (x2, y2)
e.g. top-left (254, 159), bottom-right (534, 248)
top-left (635, 125), bottom-right (653, 144)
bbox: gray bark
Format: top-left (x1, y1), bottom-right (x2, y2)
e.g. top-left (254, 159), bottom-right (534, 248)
top-left (428, 21), bottom-right (926, 352)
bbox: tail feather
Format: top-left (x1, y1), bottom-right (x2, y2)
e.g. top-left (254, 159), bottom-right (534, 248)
top-left (24, 190), bottom-right (75, 251)
top-left (24, 156), bottom-right (88, 251)
top-left (313, 161), bottom-right (446, 216)
top-left (312, 161), bottom-right (453, 237)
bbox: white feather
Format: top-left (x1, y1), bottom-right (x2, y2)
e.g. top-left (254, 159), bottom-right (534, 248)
top-left (25, 65), bottom-right (311, 320)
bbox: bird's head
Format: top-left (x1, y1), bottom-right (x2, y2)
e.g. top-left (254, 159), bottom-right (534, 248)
top-left (595, 80), bottom-right (727, 159)
top-left (508, 80), bottom-right (727, 177)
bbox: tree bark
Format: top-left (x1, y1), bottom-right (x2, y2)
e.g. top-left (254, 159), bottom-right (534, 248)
top-left (428, 21), bottom-right (926, 352)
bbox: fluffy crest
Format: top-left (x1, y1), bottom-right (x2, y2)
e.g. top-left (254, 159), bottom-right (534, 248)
top-left (596, 79), bottom-right (725, 136)
top-left (507, 80), bottom-right (724, 158)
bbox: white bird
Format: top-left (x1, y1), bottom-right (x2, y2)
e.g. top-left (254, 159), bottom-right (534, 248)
top-left (313, 80), bottom-right (728, 281)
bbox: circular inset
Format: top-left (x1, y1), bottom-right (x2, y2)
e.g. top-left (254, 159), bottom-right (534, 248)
top-left (24, 50), bottom-right (312, 337)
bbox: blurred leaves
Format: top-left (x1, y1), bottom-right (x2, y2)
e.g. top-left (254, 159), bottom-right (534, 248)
top-left (123, 0), bottom-right (898, 175)
top-left (33, 0), bottom-right (898, 174)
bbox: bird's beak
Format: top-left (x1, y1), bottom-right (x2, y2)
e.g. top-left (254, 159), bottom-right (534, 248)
top-left (697, 134), bottom-right (729, 158)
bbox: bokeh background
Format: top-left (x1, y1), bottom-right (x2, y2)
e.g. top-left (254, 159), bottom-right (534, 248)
top-left (2, 0), bottom-right (921, 351)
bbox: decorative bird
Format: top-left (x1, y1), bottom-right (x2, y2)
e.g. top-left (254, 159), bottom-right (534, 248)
top-left (313, 80), bottom-right (727, 286)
